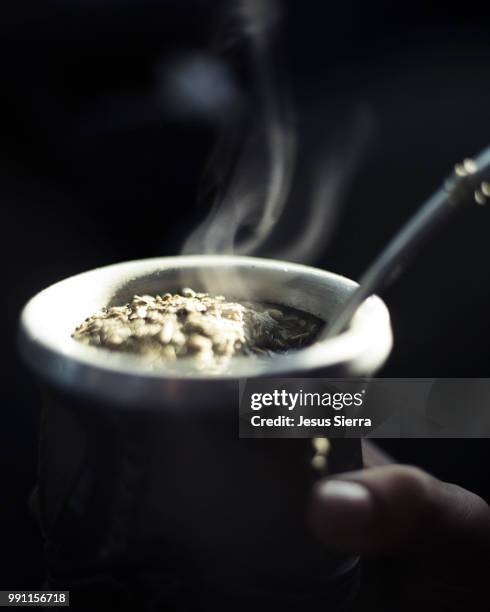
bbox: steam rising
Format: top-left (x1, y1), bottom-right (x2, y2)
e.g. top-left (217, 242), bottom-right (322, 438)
top-left (182, 0), bottom-right (372, 265)
top-left (271, 108), bottom-right (373, 263)
top-left (182, 0), bottom-right (295, 258)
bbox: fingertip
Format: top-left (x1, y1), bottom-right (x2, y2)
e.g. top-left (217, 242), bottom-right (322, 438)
top-left (308, 479), bottom-right (376, 552)
top-left (309, 465), bottom-right (490, 558)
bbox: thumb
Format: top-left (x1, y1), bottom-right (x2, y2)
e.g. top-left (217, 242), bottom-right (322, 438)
top-left (307, 465), bottom-right (490, 558)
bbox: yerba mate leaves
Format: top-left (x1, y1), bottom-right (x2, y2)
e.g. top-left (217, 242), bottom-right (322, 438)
top-left (72, 289), bottom-right (323, 371)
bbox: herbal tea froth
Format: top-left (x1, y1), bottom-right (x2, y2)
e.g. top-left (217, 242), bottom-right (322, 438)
top-left (72, 288), bottom-right (323, 370)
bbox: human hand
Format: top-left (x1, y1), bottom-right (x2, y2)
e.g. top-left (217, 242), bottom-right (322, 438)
top-left (307, 442), bottom-right (490, 610)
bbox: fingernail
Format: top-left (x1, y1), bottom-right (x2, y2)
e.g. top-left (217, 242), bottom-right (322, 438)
top-left (310, 480), bottom-right (375, 541)
top-left (318, 480), bottom-right (373, 505)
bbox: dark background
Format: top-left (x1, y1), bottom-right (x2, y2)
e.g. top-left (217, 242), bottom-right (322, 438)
top-left (1, 0), bottom-right (489, 594)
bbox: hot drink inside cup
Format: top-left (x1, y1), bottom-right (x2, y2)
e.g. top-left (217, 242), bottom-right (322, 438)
top-left (21, 256), bottom-right (391, 386)
top-left (72, 286), bottom-right (324, 372)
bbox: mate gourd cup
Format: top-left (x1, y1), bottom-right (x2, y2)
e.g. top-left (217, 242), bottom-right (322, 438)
top-left (19, 255), bottom-right (392, 609)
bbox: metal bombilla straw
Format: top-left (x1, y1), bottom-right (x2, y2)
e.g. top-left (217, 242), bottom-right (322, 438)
top-left (325, 146), bottom-right (490, 338)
